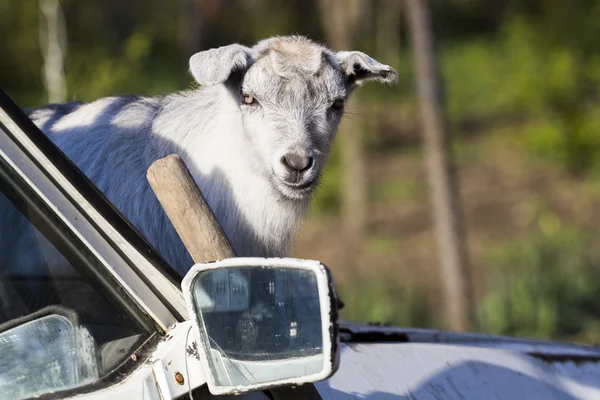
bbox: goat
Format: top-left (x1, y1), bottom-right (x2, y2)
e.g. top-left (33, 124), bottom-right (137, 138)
top-left (26, 36), bottom-right (398, 276)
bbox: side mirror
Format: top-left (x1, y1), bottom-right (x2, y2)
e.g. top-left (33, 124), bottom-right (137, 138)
top-left (0, 306), bottom-right (99, 398)
top-left (182, 257), bottom-right (340, 395)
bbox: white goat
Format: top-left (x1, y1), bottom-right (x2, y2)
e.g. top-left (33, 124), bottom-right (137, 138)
top-left (26, 36), bottom-right (397, 276)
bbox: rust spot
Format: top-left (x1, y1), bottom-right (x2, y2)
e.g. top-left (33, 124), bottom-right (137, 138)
top-left (175, 372), bottom-right (185, 385)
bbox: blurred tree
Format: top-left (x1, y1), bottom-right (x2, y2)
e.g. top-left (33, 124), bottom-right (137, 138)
top-left (183, 0), bottom-right (203, 57)
top-left (406, 0), bottom-right (473, 331)
top-left (375, 0), bottom-right (402, 66)
top-left (317, 0), bottom-right (367, 240)
top-left (39, 0), bottom-right (67, 103)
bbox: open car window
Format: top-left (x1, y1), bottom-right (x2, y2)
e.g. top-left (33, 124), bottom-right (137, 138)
top-left (0, 89), bottom-right (186, 327)
top-left (0, 138), bottom-right (152, 398)
top-left (0, 90), bottom-right (191, 399)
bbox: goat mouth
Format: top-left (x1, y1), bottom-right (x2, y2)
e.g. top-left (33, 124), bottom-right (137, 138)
top-left (274, 177), bottom-right (317, 199)
top-left (283, 180), bottom-right (316, 191)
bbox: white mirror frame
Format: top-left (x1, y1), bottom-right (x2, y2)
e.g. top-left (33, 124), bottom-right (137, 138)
top-left (181, 257), bottom-right (340, 395)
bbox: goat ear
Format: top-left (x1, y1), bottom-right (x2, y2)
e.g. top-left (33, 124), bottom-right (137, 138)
top-left (335, 51), bottom-right (398, 89)
top-left (189, 44), bottom-right (253, 86)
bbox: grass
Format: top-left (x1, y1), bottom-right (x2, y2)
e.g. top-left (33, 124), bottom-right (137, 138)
top-left (476, 219), bottom-right (600, 343)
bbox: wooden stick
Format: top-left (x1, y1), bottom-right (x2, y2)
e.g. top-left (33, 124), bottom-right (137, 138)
top-left (146, 154), bottom-right (236, 263)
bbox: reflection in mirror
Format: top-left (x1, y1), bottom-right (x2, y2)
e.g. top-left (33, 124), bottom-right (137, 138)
top-left (0, 311), bottom-right (99, 399)
top-left (193, 266), bottom-right (323, 388)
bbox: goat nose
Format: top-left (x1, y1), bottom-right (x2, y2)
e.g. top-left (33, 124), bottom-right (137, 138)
top-left (281, 153), bottom-right (314, 173)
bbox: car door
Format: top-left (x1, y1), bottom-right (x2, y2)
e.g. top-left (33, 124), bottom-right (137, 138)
top-left (0, 88), bottom-right (193, 398)
top-left (0, 89), bottom-right (312, 400)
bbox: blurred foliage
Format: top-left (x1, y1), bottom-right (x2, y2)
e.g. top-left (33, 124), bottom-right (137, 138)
top-left (4, 0), bottom-right (600, 341)
top-left (441, 16), bottom-right (600, 176)
top-left (478, 209), bottom-right (600, 343)
top-left (337, 272), bottom-right (433, 328)
top-left (371, 179), bottom-right (425, 203)
top-left (311, 136), bottom-right (343, 215)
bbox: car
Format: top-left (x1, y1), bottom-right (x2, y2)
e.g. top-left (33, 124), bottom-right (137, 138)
top-left (0, 89), bottom-right (599, 400)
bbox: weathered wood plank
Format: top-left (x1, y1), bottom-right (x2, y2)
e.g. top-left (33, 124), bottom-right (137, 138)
top-left (146, 154), bottom-right (236, 262)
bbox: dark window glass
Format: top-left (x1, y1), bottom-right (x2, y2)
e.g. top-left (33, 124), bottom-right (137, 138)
top-left (0, 161), bottom-right (150, 399)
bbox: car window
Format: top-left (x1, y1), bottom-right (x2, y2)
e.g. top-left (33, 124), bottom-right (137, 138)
top-left (0, 158), bottom-right (150, 399)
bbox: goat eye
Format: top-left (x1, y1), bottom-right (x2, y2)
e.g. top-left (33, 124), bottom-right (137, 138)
top-left (243, 94), bottom-right (257, 105)
top-left (331, 98), bottom-right (345, 110)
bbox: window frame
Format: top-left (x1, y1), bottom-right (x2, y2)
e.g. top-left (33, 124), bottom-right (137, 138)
top-left (0, 89), bottom-right (187, 328)
top-left (0, 89), bottom-right (190, 397)
top-left (0, 90), bottom-right (325, 400)
top-left (0, 151), bottom-right (163, 330)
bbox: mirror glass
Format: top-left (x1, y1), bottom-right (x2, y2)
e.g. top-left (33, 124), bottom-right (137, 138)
top-left (192, 266), bottom-right (324, 387)
top-left (0, 313), bottom-right (98, 399)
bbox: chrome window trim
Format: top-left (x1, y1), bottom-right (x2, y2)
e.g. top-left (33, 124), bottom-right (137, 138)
top-left (0, 107), bottom-right (186, 330)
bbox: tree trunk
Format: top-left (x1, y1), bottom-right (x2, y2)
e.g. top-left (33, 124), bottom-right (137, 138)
top-left (405, 0), bottom-right (473, 331)
top-left (39, 0), bottom-right (67, 104)
top-left (376, 0), bottom-right (402, 66)
top-left (318, 0), bottom-right (367, 240)
top-left (183, 0), bottom-right (203, 57)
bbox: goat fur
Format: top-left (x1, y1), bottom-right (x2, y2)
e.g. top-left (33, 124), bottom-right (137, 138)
top-left (22, 36), bottom-right (397, 276)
